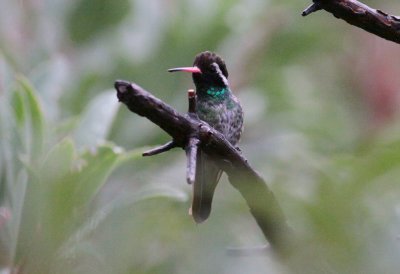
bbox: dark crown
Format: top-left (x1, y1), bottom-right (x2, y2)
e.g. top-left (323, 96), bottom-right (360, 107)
top-left (191, 51), bottom-right (230, 90)
top-left (193, 51), bottom-right (229, 79)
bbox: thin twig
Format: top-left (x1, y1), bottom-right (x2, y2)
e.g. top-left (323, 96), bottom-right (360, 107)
top-left (187, 89), bottom-right (197, 115)
top-left (142, 141), bottom-right (177, 156)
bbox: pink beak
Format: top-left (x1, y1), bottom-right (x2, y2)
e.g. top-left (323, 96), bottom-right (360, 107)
top-left (168, 66), bottom-right (202, 74)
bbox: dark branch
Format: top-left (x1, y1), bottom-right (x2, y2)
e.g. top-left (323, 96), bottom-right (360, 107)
top-left (302, 0), bottom-right (400, 44)
top-left (142, 141), bottom-right (177, 156)
top-left (114, 80), bottom-right (292, 253)
top-left (302, 3), bottom-right (322, 16)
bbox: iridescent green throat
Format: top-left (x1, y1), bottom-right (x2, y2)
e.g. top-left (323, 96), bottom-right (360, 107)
top-left (206, 87), bottom-right (228, 98)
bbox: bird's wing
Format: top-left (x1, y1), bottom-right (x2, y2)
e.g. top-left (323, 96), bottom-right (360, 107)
top-left (191, 150), bottom-right (222, 223)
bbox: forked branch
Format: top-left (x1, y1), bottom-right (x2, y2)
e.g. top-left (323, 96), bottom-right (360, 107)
top-left (114, 80), bottom-right (292, 253)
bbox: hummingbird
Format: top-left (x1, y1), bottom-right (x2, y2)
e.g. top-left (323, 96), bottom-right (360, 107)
top-left (169, 51), bottom-right (244, 223)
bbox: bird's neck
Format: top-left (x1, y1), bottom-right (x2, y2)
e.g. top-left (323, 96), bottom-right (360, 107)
top-left (197, 85), bottom-right (230, 101)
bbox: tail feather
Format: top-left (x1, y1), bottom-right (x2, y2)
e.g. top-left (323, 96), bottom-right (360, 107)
top-left (191, 151), bottom-right (222, 223)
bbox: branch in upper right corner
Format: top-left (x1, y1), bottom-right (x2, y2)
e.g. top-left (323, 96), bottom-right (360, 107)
top-left (302, 0), bottom-right (400, 44)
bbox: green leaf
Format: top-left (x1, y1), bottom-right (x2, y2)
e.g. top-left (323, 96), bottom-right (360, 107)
top-left (72, 143), bottom-right (136, 207)
top-left (8, 169), bottom-right (28, 263)
top-left (13, 76), bottom-right (46, 161)
top-left (29, 56), bottom-right (70, 121)
top-left (59, 185), bottom-right (187, 261)
top-left (73, 91), bottom-right (120, 150)
top-left (11, 89), bottom-right (25, 128)
top-left (14, 139), bottom-right (78, 265)
top-left (40, 138), bottom-right (76, 183)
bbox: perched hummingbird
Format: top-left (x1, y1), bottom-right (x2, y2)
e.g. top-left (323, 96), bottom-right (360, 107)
top-left (169, 51), bottom-right (244, 223)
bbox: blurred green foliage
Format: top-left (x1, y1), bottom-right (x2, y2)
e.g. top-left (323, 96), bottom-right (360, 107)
top-left (68, 0), bottom-right (131, 43)
top-left (1, 0), bottom-right (400, 273)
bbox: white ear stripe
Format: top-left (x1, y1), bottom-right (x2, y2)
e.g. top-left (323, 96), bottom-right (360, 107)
top-left (212, 62), bottom-right (229, 86)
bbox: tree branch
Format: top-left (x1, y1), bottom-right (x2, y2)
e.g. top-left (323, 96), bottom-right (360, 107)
top-left (142, 141), bottom-right (177, 156)
top-left (302, 0), bottom-right (400, 44)
top-left (114, 80), bottom-right (292, 253)
top-left (302, 2), bottom-right (322, 16)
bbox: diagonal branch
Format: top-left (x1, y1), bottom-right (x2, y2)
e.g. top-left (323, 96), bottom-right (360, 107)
top-left (302, 0), bottom-right (400, 44)
top-left (114, 80), bottom-right (292, 253)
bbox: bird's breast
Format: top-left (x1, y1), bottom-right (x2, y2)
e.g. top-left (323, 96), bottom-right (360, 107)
top-left (197, 95), bottom-right (243, 145)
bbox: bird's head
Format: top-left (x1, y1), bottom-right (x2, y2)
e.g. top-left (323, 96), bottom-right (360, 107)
top-left (168, 51), bottom-right (229, 93)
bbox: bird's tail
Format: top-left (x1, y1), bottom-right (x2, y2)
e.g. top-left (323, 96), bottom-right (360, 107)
top-left (191, 151), bottom-right (222, 223)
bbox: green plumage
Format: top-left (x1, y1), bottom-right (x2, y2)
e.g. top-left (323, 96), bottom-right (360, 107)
top-left (191, 52), bottom-right (243, 223)
top-left (169, 51), bottom-right (243, 223)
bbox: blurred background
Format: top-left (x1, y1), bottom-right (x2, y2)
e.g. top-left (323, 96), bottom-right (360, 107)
top-left (1, 0), bottom-right (400, 273)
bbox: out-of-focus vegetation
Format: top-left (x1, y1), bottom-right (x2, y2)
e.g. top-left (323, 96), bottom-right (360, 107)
top-left (1, 0), bottom-right (400, 273)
